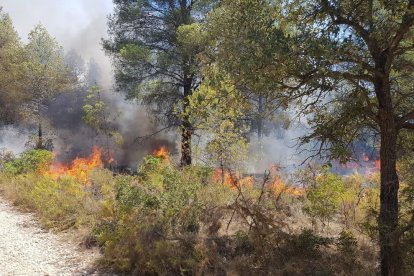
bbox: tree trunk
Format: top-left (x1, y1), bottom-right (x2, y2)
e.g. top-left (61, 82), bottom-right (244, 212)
top-left (375, 68), bottom-right (402, 275)
top-left (181, 115), bottom-right (192, 166)
top-left (180, 78), bottom-right (193, 166)
top-left (36, 122), bottom-right (43, 149)
top-left (257, 95), bottom-right (263, 140)
top-left (379, 117), bottom-right (401, 276)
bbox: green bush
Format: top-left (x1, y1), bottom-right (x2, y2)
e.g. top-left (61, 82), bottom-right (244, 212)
top-left (31, 176), bottom-right (93, 228)
top-left (3, 149), bottom-right (53, 175)
top-left (0, 167), bottom-right (113, 230)
top-left (304, 170), bottom-right (346, 225)
top-left (94, 155), bottom-right (218, 274)
top-left (290, 229), bottom-right (333, 258)
top-left (234, 230), bottom-right (255, 255)
top-left (336, 230), bottom-right (358, 255)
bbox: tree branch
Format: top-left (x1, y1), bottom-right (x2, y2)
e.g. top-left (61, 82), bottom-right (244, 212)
top-left (389, 0), bottom-right (414, 55)
top-left (320, 0), bottom-right (379, 57)
top-left (400, 122), bottom-right (414, 131)
top-left (134, 124), bottom-right (176, 143)
top-left (397, 110), bottom-right (414, 127)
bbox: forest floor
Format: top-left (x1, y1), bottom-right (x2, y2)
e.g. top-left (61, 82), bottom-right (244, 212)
top-left (0, 198), bottom-right (101, 276)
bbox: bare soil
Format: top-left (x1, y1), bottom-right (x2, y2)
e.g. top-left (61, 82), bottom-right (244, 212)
top-left (0, 199), bottom-right (101, 275)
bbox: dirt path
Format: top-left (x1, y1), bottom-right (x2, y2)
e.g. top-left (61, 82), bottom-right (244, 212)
top-left (0, 199), bottom-right (101, 276)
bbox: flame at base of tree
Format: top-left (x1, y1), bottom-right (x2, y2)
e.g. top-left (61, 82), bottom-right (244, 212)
top-left (44, 146), bottom-right (104, 184)
top-left (108, 154), bottom-right (115, 165)
top-left (375, 159), bottom-right (380, 170)
top-left (213, 169), bottom-right (234, 187)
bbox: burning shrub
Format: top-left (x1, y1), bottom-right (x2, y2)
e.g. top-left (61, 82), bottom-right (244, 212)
top-left (0, 148), bottom-right (110, 229)
top-left (46, 146), bottom-right (104, 184)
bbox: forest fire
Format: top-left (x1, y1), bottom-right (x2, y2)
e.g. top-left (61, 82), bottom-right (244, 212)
top-left (108, 154), bottom-right (115, 165)
top-left (213, 169), bottom-right (253, 189)
top-left (214, 168), bottom-right (303, 197)
top-left (375, 159), bottom-right (380, 170)
top-left (1, 0), bottom-right (413, 274)
top-left (268, 165), bottom-right (304, 197)
top-left (332, 152), bottom-right (381, 175)
top-left (45, 147), bottom-right (104, 184)
top-left (271, 177), bottom-right (304, 197)
top-left (153, 146), bottom-right (169, 160)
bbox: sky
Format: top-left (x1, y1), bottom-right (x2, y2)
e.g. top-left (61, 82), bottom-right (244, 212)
top-left (0, 0), bottom-right (115, 87)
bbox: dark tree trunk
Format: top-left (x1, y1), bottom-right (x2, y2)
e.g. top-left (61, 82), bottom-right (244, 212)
top-left (257, 95), bottom-right (263, 140)
top-left (181, 78), bottom-right (193, 166)
top-left (36, 122), bottom-right (43, 149)
top-left (181, 115), bottom-right (192, 166)
top-left (375, 65), bottom-right (402, 275)
top-left (379, 115), bottom-right (401, 276)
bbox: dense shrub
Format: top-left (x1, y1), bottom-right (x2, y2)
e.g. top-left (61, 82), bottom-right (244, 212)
top-left (3, 149), bottom-right (52, 174)
top-left (304, 170), bottom-right (346, 225)
top-left (290, 229), bottom-right (333, 257)
top-left (93, 155), bottom-right (228, 274)
top-left (0, 172), bottom-right (102, 229)
top-left (336, 230), bottom-right (358, 255)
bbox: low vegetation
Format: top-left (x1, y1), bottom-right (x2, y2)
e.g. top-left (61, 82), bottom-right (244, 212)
top-left (1, 149), bottom-right (413, 275)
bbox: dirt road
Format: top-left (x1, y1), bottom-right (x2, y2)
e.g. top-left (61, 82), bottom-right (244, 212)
top-left (0, 199), bottom-right (100, 275)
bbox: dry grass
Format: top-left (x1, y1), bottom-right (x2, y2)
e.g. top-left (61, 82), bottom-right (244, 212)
top-left (0, 153), bottom-right (387, 275)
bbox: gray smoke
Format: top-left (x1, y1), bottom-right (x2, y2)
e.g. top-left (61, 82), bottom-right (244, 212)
top-left (1, 0), bottom-right (113, 88)
top-left (42, 87), bottom-right (175, 169)
top-left (0, 1), bottom-right (175, 168)
top-left (248, 123), bottom-right (310, 173)
top-left (0, 126), bottom-right (30, 155)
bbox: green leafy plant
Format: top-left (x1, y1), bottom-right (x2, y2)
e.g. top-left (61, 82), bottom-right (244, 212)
top-left (3, 149), bottom-right (52, 175)
top-left (290, 229), bottom-right (333, 258)
top-left (304, 168), bottom-right (346, 226)
top-left (336, 230), bottom-right (358, 255)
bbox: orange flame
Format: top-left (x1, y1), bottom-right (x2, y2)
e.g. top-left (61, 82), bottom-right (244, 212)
top-left (375, 159), bottom-right (380, 170)
top-left (214, 168), bottom-right (236, 188)
top-left (213, 167), bottom-right (303, 196)
top-left (45, 147), bottom-right (103, 184)
top-left (153, 146), bottom-right (169, 160)
top-left (213, 169), bottom-right (253, 189)
top-left (271, 176), bottom-right (304, 197)
top-left (270, 165), bottom-right (303, 197)
top-left (108, 153), bottom-right (115, 165)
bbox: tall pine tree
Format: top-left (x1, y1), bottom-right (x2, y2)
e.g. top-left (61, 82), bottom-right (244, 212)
top-left (104, 0), bottom-right (214, 165)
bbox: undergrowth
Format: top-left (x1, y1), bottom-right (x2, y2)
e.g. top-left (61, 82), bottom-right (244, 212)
top-left (0, 149), bottom-right (397, 275)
